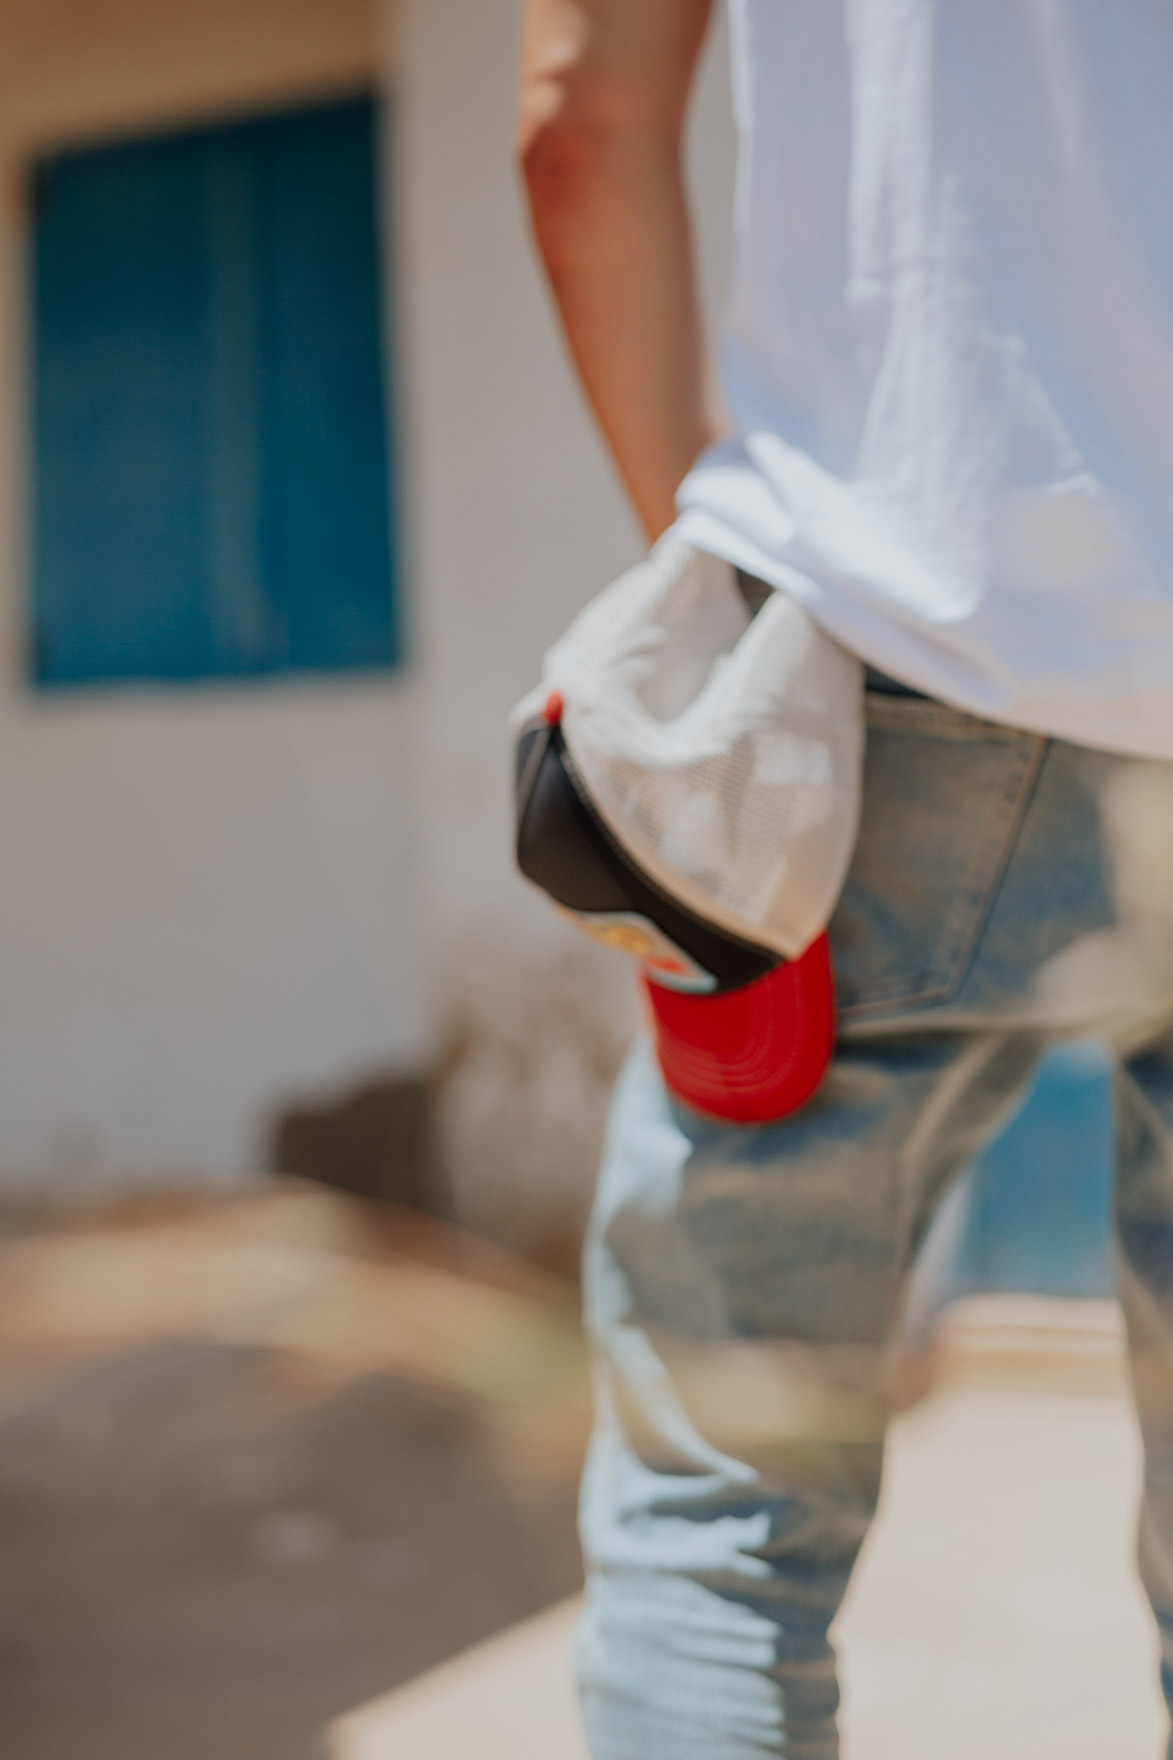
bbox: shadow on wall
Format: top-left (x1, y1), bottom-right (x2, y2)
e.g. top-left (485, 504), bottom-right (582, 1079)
top-left (273, 1075), bottom-right (441, 1213)
top-left (269, 943), bottom-right (637, 1280)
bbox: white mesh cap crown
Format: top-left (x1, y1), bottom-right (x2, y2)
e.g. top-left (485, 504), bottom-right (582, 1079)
top-left (512, 535), bottom-right (864, 960)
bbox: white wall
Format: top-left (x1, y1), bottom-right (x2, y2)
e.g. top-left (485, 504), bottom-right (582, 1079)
top-left (0, 0), bottom-right (432, 1190)
top-left (0, 0), bottom-right (736, 1208)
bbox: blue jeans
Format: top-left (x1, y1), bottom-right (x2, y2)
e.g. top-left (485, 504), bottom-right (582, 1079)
top-left (577, 684), bottom-right (1173, 1758)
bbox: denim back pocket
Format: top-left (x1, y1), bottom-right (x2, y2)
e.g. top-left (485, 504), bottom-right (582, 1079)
top-left (831, 694), bottom-right (1046, 1019)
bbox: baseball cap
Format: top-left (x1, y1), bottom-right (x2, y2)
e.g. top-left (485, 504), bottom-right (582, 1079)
top-left (510, 535), bottom-right (862, 1122)
top-left (514, 692), bottom-right (835, 1121)
top-left (512, 538), bottom-right (864, 953)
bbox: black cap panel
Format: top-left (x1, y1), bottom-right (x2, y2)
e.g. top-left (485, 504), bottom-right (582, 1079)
top-left (514, 719), bottom-right (778, 995)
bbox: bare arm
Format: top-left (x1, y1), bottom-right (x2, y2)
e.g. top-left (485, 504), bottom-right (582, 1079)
top-left (517, 0), bottom-right (721, 542)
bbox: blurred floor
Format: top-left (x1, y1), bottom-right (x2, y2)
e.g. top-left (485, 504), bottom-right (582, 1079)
top-left (330, 1599), bottom-right (588, 1760)
top-left (835, 1305), bottom-right (1166, 1759)
top-left (0, 1185), bottom-right (592, 1760)
top-left (1, 1190), bottom-right (1167, 1760)
top-left (332, 1300), bottom-right (1168, 1760)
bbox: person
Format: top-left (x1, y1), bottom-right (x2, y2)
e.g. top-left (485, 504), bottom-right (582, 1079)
top-left (517, 3), bottom-right (1173, 1755)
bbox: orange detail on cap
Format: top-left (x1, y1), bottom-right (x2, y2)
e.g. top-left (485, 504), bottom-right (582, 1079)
top-left (543, 691), bottom-right (564, 727)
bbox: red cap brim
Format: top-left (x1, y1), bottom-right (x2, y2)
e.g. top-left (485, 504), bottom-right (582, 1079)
top-left (642, 932), bottom-right (834, 1123)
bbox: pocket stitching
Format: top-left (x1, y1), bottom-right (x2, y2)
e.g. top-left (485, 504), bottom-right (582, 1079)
top-left (835, 727), bottom-right (1047, 1018)
top-left (862, 694), bottom-right (1022, 740)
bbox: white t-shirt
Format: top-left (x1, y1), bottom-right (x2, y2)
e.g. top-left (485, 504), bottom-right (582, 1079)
top-left (677, 0), bottom-right (1173, 759)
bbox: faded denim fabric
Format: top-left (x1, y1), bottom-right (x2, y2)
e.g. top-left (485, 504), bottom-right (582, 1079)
top-left (578, 686), bottom-right (1173, 1759)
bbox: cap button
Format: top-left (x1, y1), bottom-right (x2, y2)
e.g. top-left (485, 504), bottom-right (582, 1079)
top-left (543, 691), bottom-right (564, 727)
